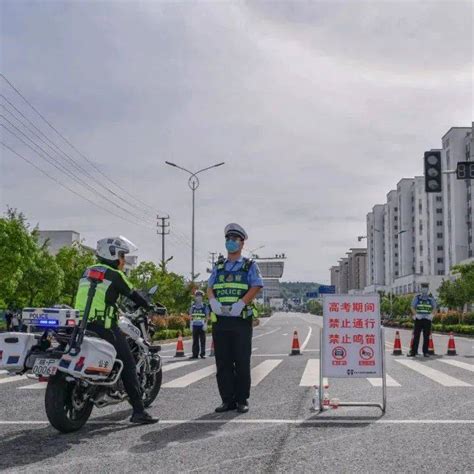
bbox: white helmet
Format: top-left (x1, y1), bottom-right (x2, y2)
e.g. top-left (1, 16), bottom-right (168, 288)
top-left (96, 236), bottom-right (138, 261)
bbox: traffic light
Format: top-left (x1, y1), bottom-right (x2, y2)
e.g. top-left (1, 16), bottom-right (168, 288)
top-left (424, 151), bottom-right (442, 193)
top-left (456, 161), bottom-right (474, 180)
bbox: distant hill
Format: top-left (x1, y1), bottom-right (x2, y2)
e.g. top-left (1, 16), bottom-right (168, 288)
top-left (280, 282), bottom-right (322, 301)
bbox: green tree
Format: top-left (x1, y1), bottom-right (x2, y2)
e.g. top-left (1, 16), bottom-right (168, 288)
top-left (15, 246), bottom-right (64, 307)
top-left (129, 261), bottom-right (192, 314)
top-left (0, 208), bottom-right (40, 308)
top-left (306, 299), bottom-right (322, 315)
top-left (55, 243), bottom-right (95, 306)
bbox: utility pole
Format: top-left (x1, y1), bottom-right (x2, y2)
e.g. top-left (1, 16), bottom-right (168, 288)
top-left (157, 215), bottom-right (170, 268)
top-left (209, 252), bottom-right (217, 266)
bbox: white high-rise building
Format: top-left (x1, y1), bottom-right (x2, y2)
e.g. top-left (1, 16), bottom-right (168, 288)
top-left (442, 126), bottom-right (474, 270)
top-left (384, 190), bottom-right (399, 285)
top-left (366, 205), bottom-right (385, 291)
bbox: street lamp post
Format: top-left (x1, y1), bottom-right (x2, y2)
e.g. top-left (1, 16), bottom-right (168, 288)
top-left (165, 161), bottom-right (225, 281)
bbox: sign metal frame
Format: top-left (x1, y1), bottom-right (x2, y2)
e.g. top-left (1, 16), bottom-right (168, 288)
top-left (318, 294), bottom-right (387, 413)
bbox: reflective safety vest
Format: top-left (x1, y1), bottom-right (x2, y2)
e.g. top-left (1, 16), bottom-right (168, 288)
top-left (211, 258), bottom-right (258, 321)
top-left (415, 296), bottom-right (434, 315)
top-left (74, 263), bottom-right (131, 329)
top-left (191, 305), bottom-right (207, 326)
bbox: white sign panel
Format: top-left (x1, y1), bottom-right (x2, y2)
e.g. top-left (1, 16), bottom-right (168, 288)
top-left (322, 295), bottom-right (381, 378)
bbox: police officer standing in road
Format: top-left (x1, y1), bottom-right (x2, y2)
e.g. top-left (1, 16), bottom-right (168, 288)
top-left (207, 223), bottom-right (264, 414)
top-left (189, 290), bottom-right (210, 359)
top-left (408, 282), bottom-right (437, 358)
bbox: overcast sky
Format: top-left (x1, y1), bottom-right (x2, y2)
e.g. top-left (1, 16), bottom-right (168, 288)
top-left (0, 0), bottom-right (472, 283)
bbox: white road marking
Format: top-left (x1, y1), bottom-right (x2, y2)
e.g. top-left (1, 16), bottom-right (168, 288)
top-left (299, 359), bottom-right (328, 387)
top-left (395, 359), bottom-right (472, 387)
top-left (0, 370), bottom-right (8, 375)
top-left (438, 359), bottom-right (474, 373)
top-left (301, 326), bottom-right (312, 351)
top-left (282, 333), bottom-right (288, 336)
top-left (0, 375), bottom-right (27, 385)
top-left (2, 419), bottom-right (474, 426)
top-left (162, 360), bottom-right (199, 373)
top-left (368, 375), bottom-right (401, 387)
top-left (252, 327), bottom-right (282, 340)
top-left (162, 364), bottom-right (216, 388)
top-left (251, 360), bottom-right (282, 387)
top-left (253, 354), bottom-right (291, 357)
top-left (18, 382), bottom-right (47, 390)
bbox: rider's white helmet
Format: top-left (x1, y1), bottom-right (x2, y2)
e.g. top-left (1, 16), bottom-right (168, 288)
top-left (96, 236), bottom-right (138, 261)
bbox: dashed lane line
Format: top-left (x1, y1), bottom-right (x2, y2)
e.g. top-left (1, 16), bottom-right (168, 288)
top-left (251, 360), bottom-right (282, 387)
top-left (301, 326), bottom-right (312, 351)
top-left (395, 359), bottom-right (472, 387)
top-left (367, 375), bottom-right (401, 387)
top-left (162, 364), bottom-right (216, 388)
top-left (438, 359), bottom-right (474, 373)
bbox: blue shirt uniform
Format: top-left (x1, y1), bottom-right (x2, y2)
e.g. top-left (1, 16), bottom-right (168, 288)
top-left (189, 303), bottom-right (210, 329)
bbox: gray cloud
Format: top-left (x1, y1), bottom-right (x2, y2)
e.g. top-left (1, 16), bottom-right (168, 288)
top-left (1, 0), bottom-right (471, 283)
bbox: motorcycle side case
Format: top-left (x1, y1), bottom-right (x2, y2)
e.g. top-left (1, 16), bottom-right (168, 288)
top-left (58, 336), bottom-right (117, 381)
top-left (0, 332), bottom-right (40, 373)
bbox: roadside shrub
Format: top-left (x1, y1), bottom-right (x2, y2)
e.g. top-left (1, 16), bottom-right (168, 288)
top-left (150, 316), bottom-right (168, 330)
top-left (166, 315), bottom-right (187, 331)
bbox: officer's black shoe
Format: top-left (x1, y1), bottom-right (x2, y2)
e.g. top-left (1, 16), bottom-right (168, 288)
top-left (423, 353), bottom-right (430, 358)
top-left (215, 402), bottom-right (236, 413)
top-left (200, 354), bottom-right (206, 359)
top-left (130, 410), bottom-right (159, 425)
top-left (237, 402), bottom-right (249, 414)
top-left (407, 352), bottom-right (417, 357)
top-left (189, 356), bottom-right (199, 360)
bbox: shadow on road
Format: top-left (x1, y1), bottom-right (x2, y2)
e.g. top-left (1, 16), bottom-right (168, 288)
top-left (0, 409), bottom-right (135, 471)
top-left (299, 413), bottom-right (384, 429)
top-left (129, 411), bottom-right (241, 454)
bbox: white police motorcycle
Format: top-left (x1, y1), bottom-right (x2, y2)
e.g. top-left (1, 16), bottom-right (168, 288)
top-left (0, 271), bottom-right (164, 433)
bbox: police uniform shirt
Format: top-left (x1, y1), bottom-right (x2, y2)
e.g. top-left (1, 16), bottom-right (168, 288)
top-left (411, 294), bottom-right (437, 321)
top-left (208, 257), bottom-right (264, 289)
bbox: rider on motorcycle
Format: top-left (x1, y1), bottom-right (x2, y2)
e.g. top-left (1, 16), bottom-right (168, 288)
top-left (74, 236), bottom-right (159, 424)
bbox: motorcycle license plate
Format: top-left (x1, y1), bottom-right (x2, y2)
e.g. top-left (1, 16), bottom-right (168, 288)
top-left (32, 358), bottom-right (58, 376)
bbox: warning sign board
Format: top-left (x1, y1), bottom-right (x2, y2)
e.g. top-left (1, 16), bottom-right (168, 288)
top-left (322, 295), bottom-right (382, 378)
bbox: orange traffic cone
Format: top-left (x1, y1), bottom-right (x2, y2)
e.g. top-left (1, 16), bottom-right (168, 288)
top-left (446, 332), bottom-right (457, 356)
top-left (392, 331), bottom-right (403, 356)
top-left (290, 330), bottom-right (301, 355)
top-left (428, 333), bottom-right (435, 355)
top-left (209, 337), bottom-right (215, 357)
top-left (174, 332), bottom-right (185, 357)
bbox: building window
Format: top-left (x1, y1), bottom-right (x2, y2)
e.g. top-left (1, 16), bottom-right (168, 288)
top-left (437, 245), bottom-right (443, 251)
top-left (437, 220), bottom-right (443, 226)
top-left (437, 233), bottom-right (443, 238)
top-left (437, 257), bottom-right (444, 263)
top-left (436, 208), bottom-right (443, 214)
top-left (436, 196), bottom-right (442, 202)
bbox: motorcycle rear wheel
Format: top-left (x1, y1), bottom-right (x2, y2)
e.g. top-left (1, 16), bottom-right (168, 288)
top-left (45, 373), bottom-right (93, 433)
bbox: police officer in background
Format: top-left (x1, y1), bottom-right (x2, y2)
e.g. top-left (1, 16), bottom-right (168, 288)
top-left (189, 290), bottom-right (210, 359)
top-left (408, 282), bottom-right (437, 358)
top-left (207, 223), bottom-right (264, 414)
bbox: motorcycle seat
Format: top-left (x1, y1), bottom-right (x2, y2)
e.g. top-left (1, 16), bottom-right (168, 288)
top-left (148, 343), bottom-right (161, 353)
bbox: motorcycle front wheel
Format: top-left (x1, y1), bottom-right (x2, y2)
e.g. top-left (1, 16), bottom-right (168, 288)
top-left (45, 373), bottom-right (93, 433)
top-left (143, 368), bottom-right (162, 408)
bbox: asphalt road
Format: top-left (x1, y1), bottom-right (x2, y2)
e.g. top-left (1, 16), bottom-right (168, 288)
top-left (1, 312), bottom-right (473, 473)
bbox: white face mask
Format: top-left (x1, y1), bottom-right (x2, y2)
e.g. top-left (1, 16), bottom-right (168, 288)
top-left (421, 288), bottom-right (428, 296)
top-left (195, 297), bottom-right (203, 305)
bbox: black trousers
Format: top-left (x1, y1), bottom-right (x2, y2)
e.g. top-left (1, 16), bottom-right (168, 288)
top-left (87, 323), bottom-right (144, 413)
top-left (212, 318), bottom-right (252, 404)
top-left (192, 325), bottom-right (206, 357)
top-left (412, 318), bottom-right (432, 355)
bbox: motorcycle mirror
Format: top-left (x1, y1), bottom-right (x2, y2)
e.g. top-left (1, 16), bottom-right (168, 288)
top-left (149, 285), bottom-right (158, 296)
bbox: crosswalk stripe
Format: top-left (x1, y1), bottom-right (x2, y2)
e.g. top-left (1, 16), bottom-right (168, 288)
top-left (395, 359), bottom-right (472, 387)
top-left (438, 359), bottom-right (474, 373)
top-left (251, 360), bottom-right (282, 387)
top-left (162, 364), bottom-right (216, 388)
top-left (18, 382), bottom-right (47, 390)
top-left (162, 360), bottom-right (199, 373)
top-left (0, 375), bottom-right (28, 385)
top-left (368, 375), bottom-right (401, 387)
top-left (299, 359), bottom-right (328, 387)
